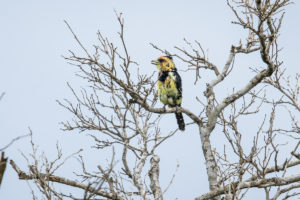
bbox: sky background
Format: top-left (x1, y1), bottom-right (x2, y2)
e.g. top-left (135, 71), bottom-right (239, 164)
top-left (1, 1), bottom-right (299, 199)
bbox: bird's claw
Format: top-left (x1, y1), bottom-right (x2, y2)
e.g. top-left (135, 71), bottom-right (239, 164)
top-left (163, 105), bottom-right (167, 112)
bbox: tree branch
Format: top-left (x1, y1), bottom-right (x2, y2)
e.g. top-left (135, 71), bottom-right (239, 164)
top-left (0, 152), bottom-right (8, 187)
top-left (10, 160), bottom-right (124, 200)
top-left (195, 174), bottom-right (300, 200)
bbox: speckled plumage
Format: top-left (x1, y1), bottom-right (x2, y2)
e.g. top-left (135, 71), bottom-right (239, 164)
top-left (151, 56), bottom-right (185, 131)
top-left (157, 69), bottom-right (182, 106)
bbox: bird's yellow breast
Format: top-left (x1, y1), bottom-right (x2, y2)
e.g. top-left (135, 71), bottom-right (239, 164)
top-left (157, 74), bottom-right (181, 106)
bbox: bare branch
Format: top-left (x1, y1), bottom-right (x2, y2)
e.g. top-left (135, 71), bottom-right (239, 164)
top-left (0, 152), bottom-right (8, 187)
top-left (0, 134), bottom-right (30, 151)
top-left (196, 174), bottom-right (300, 200)
top-left (10, 160), bottom-right (124, 200)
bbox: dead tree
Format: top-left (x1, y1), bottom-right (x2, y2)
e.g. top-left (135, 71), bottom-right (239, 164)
top-left (11, 1), bottom-right (300, 199)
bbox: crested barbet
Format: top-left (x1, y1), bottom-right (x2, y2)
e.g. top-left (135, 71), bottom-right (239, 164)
top-left (151, 56), bottom-right (185, 131)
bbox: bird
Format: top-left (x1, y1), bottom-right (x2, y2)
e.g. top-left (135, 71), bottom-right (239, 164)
top-left (151, 56), bottom-right (185, 131)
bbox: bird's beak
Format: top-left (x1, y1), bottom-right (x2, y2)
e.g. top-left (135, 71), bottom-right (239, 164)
top-left (151, 60), bottom-right (159, 65)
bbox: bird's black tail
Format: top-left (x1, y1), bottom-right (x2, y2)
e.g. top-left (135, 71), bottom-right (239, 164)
top-left (175, 112), bottom-right (185, 131)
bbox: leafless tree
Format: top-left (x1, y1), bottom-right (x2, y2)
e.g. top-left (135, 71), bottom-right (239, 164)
top-left (11, 0), bottom-right (300, 199)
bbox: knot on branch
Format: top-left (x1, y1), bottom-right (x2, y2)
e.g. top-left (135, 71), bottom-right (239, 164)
top-left (204, 83), bottom-right (213, 98)
top-left (128, 99), bottom-right (137, 104)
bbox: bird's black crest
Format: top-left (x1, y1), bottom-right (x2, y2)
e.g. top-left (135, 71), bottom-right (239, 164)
top-left (165, 55), bottom-right (173, 60)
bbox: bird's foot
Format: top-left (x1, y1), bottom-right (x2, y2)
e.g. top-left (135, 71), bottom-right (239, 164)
top-left (163, 105), bottom-right (167, 112)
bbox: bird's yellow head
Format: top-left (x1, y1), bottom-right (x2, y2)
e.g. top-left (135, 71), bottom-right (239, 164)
top-left (151, 56), bottom-right (175, 71)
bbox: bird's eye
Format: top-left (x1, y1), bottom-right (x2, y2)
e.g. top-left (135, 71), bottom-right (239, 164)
top-left (158, 59), bottom-right (165, 63)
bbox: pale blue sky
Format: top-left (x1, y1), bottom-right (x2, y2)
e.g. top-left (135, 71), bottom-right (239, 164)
top-left (1, 1), bottom-right (299, 199)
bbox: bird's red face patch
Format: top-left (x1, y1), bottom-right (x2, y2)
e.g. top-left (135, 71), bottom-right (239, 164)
top-left (156, 56), bottom-right (174, 71)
